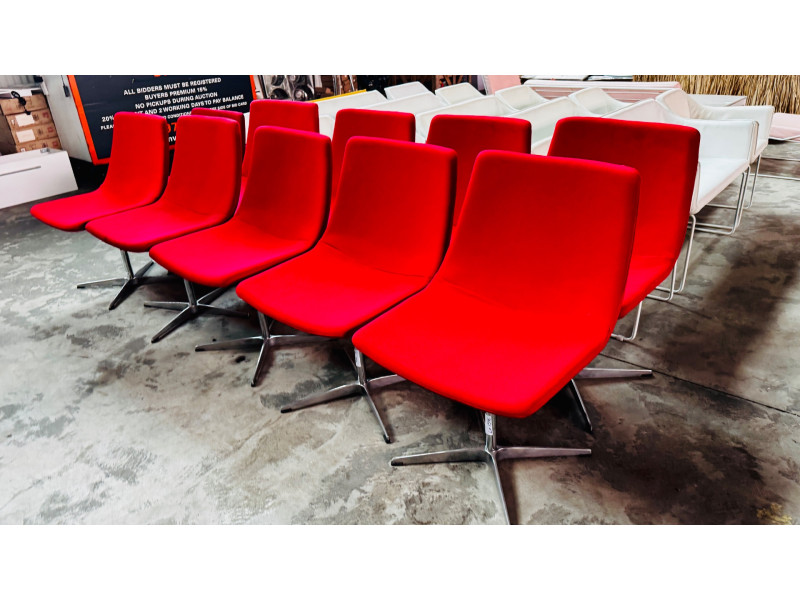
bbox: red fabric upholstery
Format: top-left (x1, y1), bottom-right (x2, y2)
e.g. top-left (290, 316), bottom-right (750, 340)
top-left (236, 136), bottom-right (456, 338)
top-left (191, 107), bottom-right (246, 157)
top-left (30, 112), bottom-right (169, 231)
top-left (243, 100), bottom-right (319, 177)
top-left (548, 117), bottom-right (699, 317)
top-left (330, 109), bottom-right (415, 205)
top-left (353, 151), bottom-right (640, 419)
top-left (426, 114), bottom-right (531, 226)
top-left (149, 126), bottom-right (331, 288)
top-left (86, 115), bottom-right (242, 253)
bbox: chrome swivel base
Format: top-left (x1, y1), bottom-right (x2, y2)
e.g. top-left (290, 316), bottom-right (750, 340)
top-left (145, 280), bottom-right (250, 343)
top-left (195, 312), bottom-right (328, 386)
top-left (391, 412), bottom-right (591, 524)
top-left (281, 348), bottom-right (403, 444)
top-left (77, 249), bottom-right (174, 310)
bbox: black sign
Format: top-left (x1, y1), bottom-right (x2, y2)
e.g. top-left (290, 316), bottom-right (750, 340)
top-left (70, 75), bottom-right (255, 163)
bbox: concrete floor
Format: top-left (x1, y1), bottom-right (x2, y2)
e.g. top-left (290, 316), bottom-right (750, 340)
top-left (1, 148), bottom-right (799, 525)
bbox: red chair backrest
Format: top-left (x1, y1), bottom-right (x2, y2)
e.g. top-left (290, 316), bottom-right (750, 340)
top-left (330, 109), bottom-right (416, 204)
top-left (322, 136), bottom-right (456, 278)
top-left (159, 115), bottom-right (242, 219)
top-left (426, 114), bottom-right (531, 227)
top-left (236, 126), bottom-right (331, 243)
top-left (102, 112), bottom-right (170, 202)
top-left (440, 151), bottom-right (640, 338)
top-left (191, 107), bottom-right (246, 157)
top-left (548, 116), bottom-right (699, 267)
top-left (243, 100), bottom-right (319, 177)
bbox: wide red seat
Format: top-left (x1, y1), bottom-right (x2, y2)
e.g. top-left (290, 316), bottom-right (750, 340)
top-left (146, 126), bottom-right (330, 344)
top-left (30, 112), bottom-right (169, 232)
top-left (84, 114), bottom-right (242, 310)
top-left (234, 136), bottom-right (456, 441)
top-left (426, 114), bottom-right (531, 226)
top-left (352, 150), bottom-right (640, 522)
top-left (548, 116), bottom-right (699, 341)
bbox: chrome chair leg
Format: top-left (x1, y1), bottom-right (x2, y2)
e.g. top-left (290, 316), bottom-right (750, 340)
top-left (281, 348), bottom-right (400, 443)
top-left (576, 367), bottom-right (652, 379)
top-left (695, 169), bottom-right (748, 235)
top-left (391, 412), bottom-right (590, 524)
top-left (611, 302), bottom-right (642, 342)
top-left (146, 280), bottom-right (250, 344)
top-left (195, 312), bottom-right (330, 386)
top-left (652, 214), bottom-right (696, 298)
top-left (744, 155), bottom-right (761, 209)
top-left (77, 249), bottom-right (175, 310)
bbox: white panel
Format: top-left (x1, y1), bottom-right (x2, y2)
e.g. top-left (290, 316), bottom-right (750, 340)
top-left (0, 149), bottom-right (78, 209)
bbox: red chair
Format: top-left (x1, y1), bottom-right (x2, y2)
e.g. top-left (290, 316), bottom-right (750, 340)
top-left (191, 107), bottom-right (246, 158)
top-left (426, 114), bottom-right (531, 227)
top-left (330, 109), bottom-right (416, 207)
top-left (233, 136), bottom-right (456, 441)
top-left (84, 115), bottom-right (242, 311)
top-left (352, 150), bottom-right (640, 523)
top-left (147, 126), bottom-right (331, 344)
top-left (548, 117), bottom-right (700, 344)
top-left (29, 112), bottom-right (170, 307)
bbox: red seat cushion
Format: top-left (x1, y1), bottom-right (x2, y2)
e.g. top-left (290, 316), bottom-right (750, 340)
top-left (549, 117), bottom-right (699, 317)
top-left (149, 126), bottom-right (331, 288)
top-left (237, 243), bottom-right (432, 338)
top-left (353, 151), bottom-right (640, 419)
top-left (30, 112), bottom-right (169, 231)
top-left (236, 136), bottom-right (456, 338)
top-left (352, 278), bottom-right (611, 418)
top-left (86, 202), bottom-right (226, 253)
top-left (85, 114), bottom-right (242, 253)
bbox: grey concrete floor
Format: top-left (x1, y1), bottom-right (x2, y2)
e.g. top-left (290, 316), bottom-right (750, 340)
top-left (1, 147), bottom-right (799, 525)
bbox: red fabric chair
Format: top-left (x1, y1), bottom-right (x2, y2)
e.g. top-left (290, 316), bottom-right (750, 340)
top-left (191, 107), bottom-right (246, 158)
top-left (84, 114), bottom-right (242, 310)
top-left (234, 136), bottom-right (456, 441)
top-left (146, 126), bottom-right (331, 344)
top-left (548, 116), bottom-right (699, 343)
top-left (29, 112), bottom-right (170, 306)
top-left (426, 114), bottom-right (531, 226)
top-left (352, 150), bottom-right (640, 522)
top-left (330, 108), bottom-right (416, 207)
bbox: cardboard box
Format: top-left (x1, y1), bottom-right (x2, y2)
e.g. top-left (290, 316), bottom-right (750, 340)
top-left (0, 136), bottom-right (61, 155)
top-left (1, 121), bottom-right (59, 145)
top-left (0, 91), bottom-right (49, 115)
top-left (5, 108), bottom-right (53, 128)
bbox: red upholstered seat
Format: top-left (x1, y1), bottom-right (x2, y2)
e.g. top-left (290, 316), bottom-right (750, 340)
top-left (191, 107), bottom-right (246, 158)
top-left (236, 135), bottom-right (455, 339)
top-left (30, 112), bottom-right (169, 231)
top-left (426, 114), bottom-right (531, 226)
top-left (86, 115), bottom-right (242, 253)
top-left (548, 117), bottom-right (699, 318)
top-left (149, 126), bottom-right (331, 289)
top-left (330, 109), bottom-right (415, 205)
top-left (352, 151), bottom-right (640, 419)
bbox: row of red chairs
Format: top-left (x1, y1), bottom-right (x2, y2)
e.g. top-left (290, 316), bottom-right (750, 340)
top-left (30, 100), bottom-right (699, 523)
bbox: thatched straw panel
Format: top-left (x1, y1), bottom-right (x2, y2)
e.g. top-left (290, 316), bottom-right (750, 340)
top-left (633, 75), bottom-right (800, 114)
